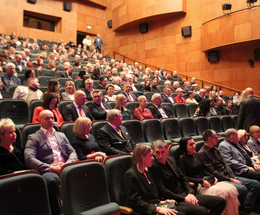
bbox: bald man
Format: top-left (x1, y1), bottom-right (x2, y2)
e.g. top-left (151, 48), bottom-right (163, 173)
top-left (24, 110), bottom-right (77, 215)
top-left (238, 88), bottom-right (260, 131)
top-left (63, 90), bottom-right (94, 121)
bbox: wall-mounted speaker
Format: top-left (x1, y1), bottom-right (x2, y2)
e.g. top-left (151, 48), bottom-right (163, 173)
top-left (27, 0), bottom-right (36, 3)
top-left (64, 2), bottom-right (72, 11)
top-left (254, 48), bottom-right (260, 60)
top-left (181, 26), bottom-right (192, 37)
top-left (207, 50), bottom-right (219, 62)
top-left (107, 20), bottom-right (112, 28)
top-left (139, 23), bottom-right (148, 33)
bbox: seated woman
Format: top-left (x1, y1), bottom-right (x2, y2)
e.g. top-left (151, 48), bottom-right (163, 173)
top-left (140, 80), bottom-right (151, 92)
top-left (193, 99), bottom-right (218, 117)
top-left (208, 91), bottom-right (217, 102)
top-left (226, 100), bottom-right (234, 115)
top-left (0, 118), bottom-right (24, 175)
top-left (123, 144), bottom-right (182, 215)
top-left (134, 95), bottom-right (154, 121)
top-left (97, 76), bottom-right (107, 89)
top-left (32, 92), bottom-right (64, 126)
top-left (23, 69), bottom-right (36, 85)
top-left (61, 81), bottom-right (76, 100)
top-left (43, 79), bottom-right (61, 101)
top-left (174, 88), bottom-right (187, 104)
top-left (114, 94), bottom-right (130, 119)
top-left (104, 84), bottom-right (116, 102)
top-left (72, 117), bottom-right (106, 162)
top-left (186, 91), bottom-right (198, 104)
top-left (179, 136), bottom-right (239, 215)
top-left (247, 125), bottom-right (260, 157)
top-left (48, 60), bottom-right (56, 71)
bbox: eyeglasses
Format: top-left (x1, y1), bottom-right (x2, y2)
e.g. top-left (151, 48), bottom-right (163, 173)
top-left (93, 95), bottom-right (101, 98)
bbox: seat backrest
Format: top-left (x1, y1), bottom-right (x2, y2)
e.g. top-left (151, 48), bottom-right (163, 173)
top-left (29, 99), bottom-right (43, 122)
top-left (104, 154), bottom-right (132, 205)
top-left (38, 76), bottom-right (53, 86)
top-left (57, 78), bottom-right (72, 87)
top-left (60, 122), bottom-right (75, 144)
top-left (220, 115), bottom-right (233, 131)
top-left (59, 100), bottom-right (73, 119)
top-left (8, 85), bottom-right (18, 97)
top-left (169, 143), bottom-right (183, 161)
top-left (39, 69), bottom-right (56, 77)
top-left (207, 116), bottom-right (223, 133)
top-left (61, 161), bottom-right (116, 215)
top-left (141, 119), bottom-right (164, 143)
top-left (231, 115), bottom-right (238, 129)
top-left (173, 103), bottom-right (188, 117)
top-left (14, 126), bottom-right (22, 148)
top-left (161, 118), bottom-right (181, 142)
top-left (186, 103), bottom-right (198, 117)
top-left (71, 72), bottom-right (79, 80)
top-left (131, 91), bottom-right (144, 98)
top-left (0, 171), bottom-right (51, 215)
top-left (107, 101), bottom-right (115, 109)
top-left (74, 79), bottom-right (82, 90)
top-left (193, 116), bottom-right (209, 135)
top-left (125, 102), bottom-right (139, 119)
top-left (178, 117), bottom-right (197, 137)
top-left (161, 103), bottom-right (175, 118)
top-left (144, 92), bottom-right (155, 102)
top-left (122, 119), bottom-right (145, 144)
top-left (195, 140), bottom-right (204, 152)
top-left (91, 120), bottom-right (107, 140)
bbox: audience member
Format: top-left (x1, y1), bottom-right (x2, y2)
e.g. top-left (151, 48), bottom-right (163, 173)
top-left (24, 110), bottom-right (77, 215)
top-left (97, 109), bottom-right (136, 155)
top-left (186, 91), bottom-right (198, 104)
top-left (114, 94), bottom-right (130, 119)
top-left (214, 97), bottom-right (228, 115)
top-left (93, 34), bottom-right (104, 53)
top-left (172, 81), bottom-right (180, 93)
top-left (134, 95), bottom-right (154, 121)
top-left (43, 79), bottom-right (61, 101)
top-left (97, 76), bottom-right (107, 89)
top-left (112, 76), bottom-right (121, 90)
top-left (126, 75), bottom-right (138, 91)
top-left (162, 87), bottom-right (175, 104)
top-left (123, 82), bottom-right (137, 102)
top-left (226, 100), bottom-right (234, 115)
top-left (63, 90), bottom-right (94, 121)
top-left (81, 78), bottom-right (94, 101)
top-left (210, 85), bottom-right (218, 96)
top-left (61, 81), bottom-right (76, 100)
top-left (92, 67), bottom-right (101, 80)
top-left (13, 77), bottom-right (42, 105)
top-left (1, 63), bottom-right (21, 88)
top-left (194, 89), bottom-right (206, 103)
top-left (191, 84), bottom-right (199, 94)
top-left (172, 71), bottom-right (182, 82)
top-left (31, 54), bottom-right (45, 71)
top-left (174, 88), bottom-right (187, 104)
top-left (233, 92), bottom-right (241, 105)
top-left (218, 90), bottom-right (225, 104)
top-left (193, 99), bottom-right (217, 117)
top-left (82, 35), bottom-right (92, 51)
top-left (140, 80), bottom-right (151, 92)
top-left (32, 92), bottom-right (64, 126)
top-left (104, 84), bottom-right (116, 102)
top-left (151, 78), bottom-right (161, 93)
top-left (208, 91), bottom-right (217, 102)
top-left (247, 125), bottom-right (260, 157)
top-left (204, 86), bottom-right (210, 95)
top-left (182, 81), bottom-right (191, 93)
top-left (0, 79), bottom-right (11, 98)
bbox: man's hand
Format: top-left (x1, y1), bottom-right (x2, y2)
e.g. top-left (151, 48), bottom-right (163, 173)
top-left (184, 194), bottom-right (199, 205)
top-left (51, 163), bottom-right (64, 175)
top-left (249, 166), bottom-right (255, 171)
top-left (230, 178), bottom-right (242, 184)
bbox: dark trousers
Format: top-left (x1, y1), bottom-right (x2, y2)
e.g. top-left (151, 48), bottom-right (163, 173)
top-left (240, 170), bottom-right (260, 182)
top-left (96, 47), bottom-right (101, 53)
top-left (42, 172), bottom-right (62, 215)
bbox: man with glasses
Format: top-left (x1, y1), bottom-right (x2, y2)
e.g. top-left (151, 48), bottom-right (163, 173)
top-left (87, 90), bottom-right (111, 120)
top-left (198, 129), bottom-right (260, 215)
top-left (148, 93), bottom-right (174, 119)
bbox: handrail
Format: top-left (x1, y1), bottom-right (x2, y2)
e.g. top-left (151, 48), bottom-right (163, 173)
top-left (114, 51), bottom-right (260, 98)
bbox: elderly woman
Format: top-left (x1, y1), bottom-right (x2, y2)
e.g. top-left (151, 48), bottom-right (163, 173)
top-left (186, 91), bottom-right (198, 104)
top-left (134, 95), bottom-right (154, 121)
top-left (123, 144), bottom-right (180, 215)
top-left (114, 94), bottom-right (130, 119)
top-left (61, 81), bottom-right (76, 100)
top-left (0, 118), bottom-right (24, 175)
top-left (32, 92), bottom-right (64, 126)
top-left (104, 84), bottom-right (116, 102)
top-left (193, 99), bottom-right (217, 117)
top-left (179, 136), bottom-right (239, 215)
top-left (72, 117), bottom-right (106, 162)
top-left (174, 88), bottom-right (187, 104)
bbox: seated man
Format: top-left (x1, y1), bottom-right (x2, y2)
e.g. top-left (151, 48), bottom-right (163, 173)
top-left (151, 77), bottom-right (161, 93)
top-left (214, 97), bottom-right (229, 115)
top-left (172, 81), bottom-right (180, 93)
top-left (63, 90), bottom-right (94, 121)
top-left (219, 129), bottom-right (260, 181)
top-left (150, 140), bottom-right (226, 215)
top-left (182, 81), bottom-right (191, 93)
top-left (172, 70), bottom-right (182, 82)
top-left (81, 78), bottom-right (94, 101)
top-left (148, 93), bottom-right (174, 119)
top-left (123, 82), bottom-right (137, 102)
top-left (161, 87), bottom-right (175, 104)
top-left (198, 129), bottom-right (260, 214)
top-left (24, 110), bottom-right (77, 215)
top-left (126, 75), bottom-right (138, 91)
top-left (1, 62), bottom-right (21, 88)
top-left (112, 76), bottom-right (121, 91)
top-left (174, 88), bottom-right (187, 104)
top-left (97, 109), bottom-right (136, 155)
top-left (12, 77), bottom-right (43, 105)
top-left (87, 90), bottom-right (111, 120)
top-left (194, 89), bottom-right (206, 103)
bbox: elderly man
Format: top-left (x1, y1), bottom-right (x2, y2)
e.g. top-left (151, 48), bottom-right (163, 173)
top-left (148, 93), bottom-right (174, 119)
top-left (172, 81), bottom-right (180, 93)
top-left (123, 82), bottom-right (137, 102)
top-left (81, 78), bottom-right (94, 101)
top-left (112, 76), bottom-right (122, 90)
top-left (194, 89), bottom-right (206, 103)
top-left (172, 71), bottom-right (182, 82)
top-left (182, 81), bottom-right (191, 93)
top-left (24, 110), bottom-right (77, 215)
top-left (247, 125), bottom-right (260, 157)
top-left (219, 129), bottom-right (260, 181)
top-left (87, 90), bottom-right (111, 120)
top-left (63, 90), bottom-right (94, 121)
top-left (1, 63), bottom-right (21, 88)
top-left (126, 75), bottom-right (138, 91)
top-left (12, 77), bottom-right (42, 105)
top-left (162, 87), bottom-right (175, 104)
top-left (97, 109), bottom-right (136, 155)
top-left (93, 34), bottom-right (104, 53)
top-left (198, 129), bottom-right (260, 214)
top-left (238, 88), bottom-right (260, 131)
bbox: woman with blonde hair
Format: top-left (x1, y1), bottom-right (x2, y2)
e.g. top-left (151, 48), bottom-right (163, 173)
top-left (61, 81), bottom-right (76, 100)
top-left (134, 95), bottom-right (154, 121)
top-left (114, 94), bottom-right (130, 119)
top-left (72, 117), bottom-right (106, 162)
top-left (48, 60), bottom-right (56, 71)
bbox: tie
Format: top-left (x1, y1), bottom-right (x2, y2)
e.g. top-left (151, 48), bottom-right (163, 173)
top-left (127, 93), bottom-right (133, 102)
top-left (116, 127), bottom-right (125, 140)
top-left (78, 106), bottom-right (85, 117)
top-left (100, 103), bottom-right (106, 111)
top-left (9, 77), bottom-right (14, 86)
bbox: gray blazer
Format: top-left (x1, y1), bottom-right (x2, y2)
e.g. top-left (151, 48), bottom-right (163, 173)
top-left (248, 136), bottom-right (260, 157)
top-left (218, 139), bottom-right (249, 176)
top-left (24, 129), bottom-right (77, 173)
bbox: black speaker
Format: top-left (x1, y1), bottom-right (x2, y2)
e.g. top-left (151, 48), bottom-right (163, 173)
top-left (64, 2), bottom-right (72, 11)
top-left (27, 0), bottom-right (36, 3)
top-left (107, 20), bottom-right (112, 28)
top-left (207, 51), bottom-right (219, 62)
top-left (181, 26), bottom-right (192, 37)
top-left (254, 49), bottom-right (260, 60)
top-left (222, 3), bottom-right (232, 10)
top-left (139, 23), bottom-right (148, 33)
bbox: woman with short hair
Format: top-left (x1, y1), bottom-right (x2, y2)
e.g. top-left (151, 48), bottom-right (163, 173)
top-left (134, 95), bottom-right (154, 121)
top-left (104, 84), bottom-right (116, 102)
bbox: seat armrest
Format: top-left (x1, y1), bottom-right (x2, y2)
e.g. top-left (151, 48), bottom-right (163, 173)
top-left (120, 206), bottom-right (133, 214)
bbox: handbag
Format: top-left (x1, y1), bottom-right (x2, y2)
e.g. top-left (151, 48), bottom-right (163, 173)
top-left (156, 201), bottom-right (177, 214)
top-left (203, 175), bottom-right (215, 186)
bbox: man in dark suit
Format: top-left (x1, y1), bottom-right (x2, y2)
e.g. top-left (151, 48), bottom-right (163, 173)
top-left (238, 88), bottom-right (260, 131)
top-left (149, 140), bottom-right (226, 215)
top-left (151, 78), bottom-right (161, 93)
top-left (1, 62), bottom-right (21, 88)
top-left (123, 82), bottom-right (137, 102)
top-left (214, 97), bottom-right (229, 116)
top-left (87, 90), bottom-right (111, 120)
top-left (148, 93), bottom-right (173, 119)
top-left (81, 78), bottom-right (94, 101)
top-left (63, 90), bottom-right (94, 121)
top-left (93, 34), bottom-right (104, 53)
top-left (194, 89), bottom-right (205, 103)
top-left (24, 110), bottom-right (77, 215)
top-left (161, 87), bottom-right (175, 104)
top-left (97, 109), bottom-right (136, 155)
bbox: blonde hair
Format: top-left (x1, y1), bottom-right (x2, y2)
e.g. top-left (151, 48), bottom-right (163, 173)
top-left (132, 144), bottom-right (152, 173)
top-left (73, 117), bottom-right (92, 136)
top-left (137, 95), bottom-right (146, 103)
top-left (249, 125), bottom-right (260, 136)
top-left (65, 81), bottom-right (76, 94)
top-left (115, 94), bottom-right (127, 111)
top-left (0, 118), bottom-right (15, 136)
top-left (238, 90), bottom-right (246, 106)
top-left (237, 129), bottom-right (247, 142)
